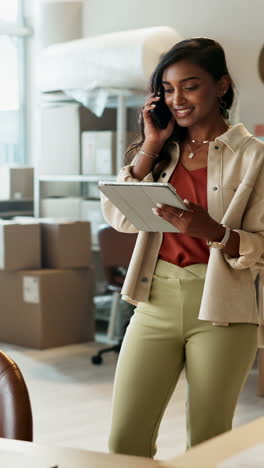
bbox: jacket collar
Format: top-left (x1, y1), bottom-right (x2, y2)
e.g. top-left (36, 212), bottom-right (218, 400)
top-left (215, 123), bottom-right (253, 153)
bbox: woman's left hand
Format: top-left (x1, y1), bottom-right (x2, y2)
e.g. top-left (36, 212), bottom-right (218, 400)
top-left (152, 199), bottom-right (225, 240)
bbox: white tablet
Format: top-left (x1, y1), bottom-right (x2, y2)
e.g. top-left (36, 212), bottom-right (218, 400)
top-left (98, 181), bottom-right (189, 232)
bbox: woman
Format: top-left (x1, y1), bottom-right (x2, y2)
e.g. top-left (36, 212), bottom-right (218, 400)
top-left (101, 38), bottom-right (264, 457)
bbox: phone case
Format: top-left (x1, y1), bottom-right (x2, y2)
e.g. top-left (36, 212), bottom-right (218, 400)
top-left (150, 93), bottom-right (172, 129)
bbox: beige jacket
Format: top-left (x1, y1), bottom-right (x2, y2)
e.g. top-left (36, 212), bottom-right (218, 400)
top-left (101, 123), bottom-right (264, 324)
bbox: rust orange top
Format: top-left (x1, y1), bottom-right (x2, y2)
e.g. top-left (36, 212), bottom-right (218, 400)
top-left (159, 162), bottom-right (210, 268)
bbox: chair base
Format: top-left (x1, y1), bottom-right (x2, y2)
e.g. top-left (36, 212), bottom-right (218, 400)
top-left (91, 305), bottom-right (135, 366)
top-left (91, 340), bottom-right (122, 365)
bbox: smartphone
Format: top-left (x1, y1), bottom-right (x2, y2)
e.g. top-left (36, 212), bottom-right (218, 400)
top-left (150, 90), bottom-right (172, 129)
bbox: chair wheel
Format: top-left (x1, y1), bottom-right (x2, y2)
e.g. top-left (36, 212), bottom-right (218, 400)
top-left (91, 355), bottom-right (103, 365)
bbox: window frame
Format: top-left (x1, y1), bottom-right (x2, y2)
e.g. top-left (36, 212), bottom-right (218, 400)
top-left (0, 0), bottom-right (32, 164)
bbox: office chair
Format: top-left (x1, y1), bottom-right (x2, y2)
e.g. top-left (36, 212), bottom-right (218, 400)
top-left (0, 351), bottom-right (33, 441)
top-left (91, 224), bottom-right (137, 365)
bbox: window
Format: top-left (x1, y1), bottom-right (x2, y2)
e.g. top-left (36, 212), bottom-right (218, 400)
top-left (0, 1), bottom-right (31, 165)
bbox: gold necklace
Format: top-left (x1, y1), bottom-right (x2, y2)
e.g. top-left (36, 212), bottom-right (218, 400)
top-left (191, 138), bottom-right (212, 144)
top-left (187, 142), bottom-right (208, 159)
top-left (190, 125), bottom-right (232, 144)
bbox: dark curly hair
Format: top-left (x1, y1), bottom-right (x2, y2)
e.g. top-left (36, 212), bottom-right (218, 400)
top-left (125, 37), bottom-right (235, 180)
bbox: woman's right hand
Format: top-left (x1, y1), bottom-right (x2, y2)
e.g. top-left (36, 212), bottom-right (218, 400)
top-left (142, 94), bottom-right (175, 151)
top-left (131, 94), bottom-right (175, 180)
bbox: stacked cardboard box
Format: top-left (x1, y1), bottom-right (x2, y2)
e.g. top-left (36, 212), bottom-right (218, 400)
top-left (0, 219), bottom-right (94, 349)
top-left (0, 166), bottom-right (34, 200)
top-left (81, 131), bottom-right (137, 175)
top-left (81, 131), bottom-right (117, 175)
top-left (40, 198), bottom-right (106, 248)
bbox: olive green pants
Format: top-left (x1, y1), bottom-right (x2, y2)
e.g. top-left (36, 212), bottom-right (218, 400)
top-left (108, 260), bottom-right (258, 458)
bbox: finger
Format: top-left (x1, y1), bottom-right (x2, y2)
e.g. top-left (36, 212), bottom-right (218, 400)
top-left (143, 98), bottom-right (161, 113)
top-left (142, 103), bottom-right (162, 125)
top-left (183, 199), bottom-right (203, 212)
top-left (152, 207), bottom-right (176, 220)
top-left (142, 106), bottom-right (158, 124)
top-left (156, 203), bottom-right (186, 218)
top-left (153, 206), bottom-right (174, 217)
top-left (156, 203), bottom-right (183, 214)
top-left (143, 95), bottom-right (160, 108)
top-left (142, 104), bottom-right (158, 118)
top-left (156, 209), bottom-right (183, 229)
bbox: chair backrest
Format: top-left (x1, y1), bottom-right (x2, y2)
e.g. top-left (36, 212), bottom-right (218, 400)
top-left (0, 351), bottom-right (33, 441)
top-left (98, 224), bottom-right (137, 287)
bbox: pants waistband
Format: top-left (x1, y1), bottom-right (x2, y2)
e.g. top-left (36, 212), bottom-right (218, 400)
top-left (155, 259), bottom-right (208, 280)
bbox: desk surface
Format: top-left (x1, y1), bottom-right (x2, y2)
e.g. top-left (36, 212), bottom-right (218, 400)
top-left (1, 417), bottom-right (264, 468)
top-left (0, 438), bottom-right (168, 468)
top-left (168, 416), bottom-right (264, 467)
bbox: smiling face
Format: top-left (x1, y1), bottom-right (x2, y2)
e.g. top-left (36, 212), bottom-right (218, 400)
top-left (162, 60), bottom-right (230, 128)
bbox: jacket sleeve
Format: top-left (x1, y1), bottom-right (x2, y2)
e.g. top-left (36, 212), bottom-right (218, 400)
top-left (223, 190), bottom-right (264, 270)
top-left (100, 163), bottom-right (154, 233)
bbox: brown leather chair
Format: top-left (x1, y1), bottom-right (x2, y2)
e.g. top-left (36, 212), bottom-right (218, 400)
top-left (0, 351), bottom-right (33, 441)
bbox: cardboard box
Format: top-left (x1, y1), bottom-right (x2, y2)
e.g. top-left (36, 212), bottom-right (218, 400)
top-left (13, 218), bottom-right (92, 268)
top-left (81, 131), bottom-right (137, 175)
top-left (0, 268), bottom-right (95, 349)
top-left (41, 220), bottom-right (91, 269)
top-left (0, 166), bottom-right (34, 200)
top-left (0, 221), bottom-right (41, 270)
top-left (38, 104), bottom-right (116, 175)
top-left (80, 199), bottom-right (105, 247)
top-left (41, 197), bottom-right (82, 218)
top-left (81, 131), bottom-right (116, 175)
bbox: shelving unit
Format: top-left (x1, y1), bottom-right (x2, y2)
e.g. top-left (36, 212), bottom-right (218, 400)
top-left (34, 174), bottom-right (116, 217)
top-left (34, 90), bottom-right (145, 217)
top-left (34, 90), bottom-right (145, 344)
top-left (0, 199), bottom-right (34, 219)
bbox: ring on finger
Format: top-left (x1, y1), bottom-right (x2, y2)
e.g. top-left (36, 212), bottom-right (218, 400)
top-left (178, 210), bottom-right (184, 218)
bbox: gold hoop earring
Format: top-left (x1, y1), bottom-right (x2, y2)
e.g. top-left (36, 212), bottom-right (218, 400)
top-left (218, 96), bottom-right (229, 119)
top-left (218, 96), bottom-right (227, 110)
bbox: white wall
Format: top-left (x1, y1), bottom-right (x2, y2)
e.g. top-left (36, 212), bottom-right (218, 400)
top-left (83, 0), bottom-right (264, 133)
top-left (25, 0), bottom-right (83, 166)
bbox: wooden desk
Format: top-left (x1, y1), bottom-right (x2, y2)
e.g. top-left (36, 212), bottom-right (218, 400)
top-left (1, 418), bottom-right (264, 468)
top-left (0, 438), bottom-right (169, 468)
top-left (168, 416), bottom-right (264, 467)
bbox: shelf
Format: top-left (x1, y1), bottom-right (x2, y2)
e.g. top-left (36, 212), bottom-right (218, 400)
top-left (0, 211), bottom-right (34, 218)
top-left (103, 94), bottom-right (144, 109)
top-left (37, 174), bottom-right (117, 182)
top-left (41, 89), bottom-right (145, 109)
top-left (0, 199), bottom-right (33, 214)
top-left (0, 199), bottom-right (34, 219)
top-left (0, 199), bottom-right (33, 203)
